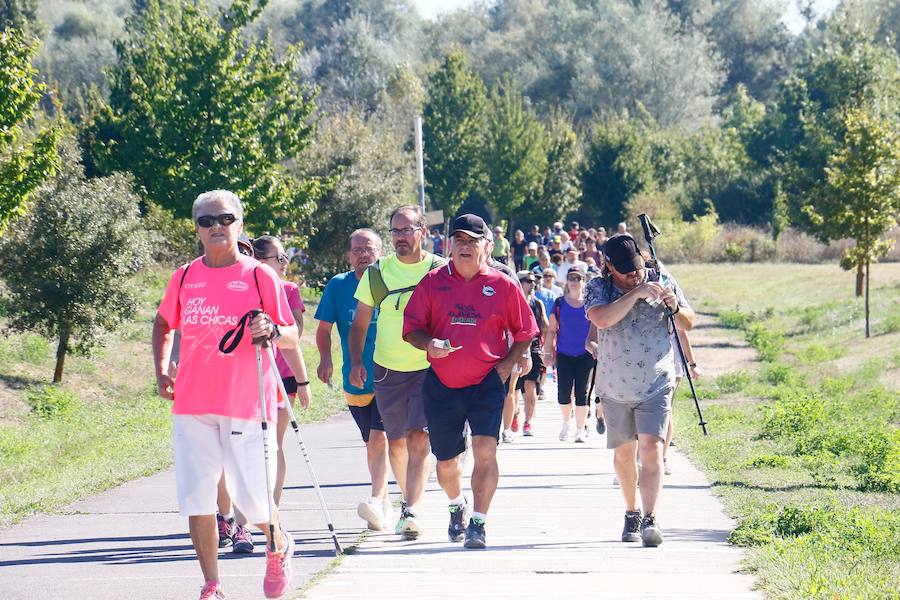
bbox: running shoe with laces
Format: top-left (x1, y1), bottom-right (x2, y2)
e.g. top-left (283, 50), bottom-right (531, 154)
top-left (463, 518), bottom-right (486, 549)
top-left (232, 523), bottom-right (254, 554)
top-left (263, 530), bottom-right (295, 598)
top-left (621, 510), bottom-right (642, 542)
top-left (574, 428), bottom-right (586, 443)
top-left (400, 507), bottom-right (423, 540)
top-left (641, 514), bottom-right (663, 547)
top-left (558, 421), bottom-right (570, 441)
top-left (510, 413), bottom-right (519, 433)
top-left (200, 581), bottom-right (226, 600)
top-left (357, 496), bottom-right (386, 530)
top-left (216, 514), bottom-right (234, 548)
top-left (447, 500), bottom-right (469, 542)
top-left (663, 458), bottom-right (672, 476)
top-left (501, 429), bottom-right (514, 443)
top-left (394, 501), bottom-right (408, 534)
top-left (595, 415), bottom-right (606, 435)
top-left (522, 422), bottom-right (533, 437)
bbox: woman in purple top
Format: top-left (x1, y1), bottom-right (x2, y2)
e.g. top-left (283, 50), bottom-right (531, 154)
top-left (546, 263), bottom-right (593, 443)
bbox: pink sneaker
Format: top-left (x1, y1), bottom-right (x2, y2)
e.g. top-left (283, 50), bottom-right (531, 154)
top-left (200, 581), bottom-right (225, 599)
top-left (263, 531), bottom-right (295, 598)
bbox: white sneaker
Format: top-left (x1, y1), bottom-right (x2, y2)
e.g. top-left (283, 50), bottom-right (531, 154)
top-left (501, 429), bottom-right (514, 443)
top-left (574, 429), bottom-right (586, 443)
top-left (558, 421), bottom-right (570, 441)
top-left (357, 497), bottom-right (385, 531)
top-left (664, 458), bottom-right (672, 475)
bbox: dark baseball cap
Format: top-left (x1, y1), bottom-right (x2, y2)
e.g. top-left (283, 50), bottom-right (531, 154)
top-left (604, 234), bottom-right (643, 274)
top-left (449, 213), bottom-right (487, 238)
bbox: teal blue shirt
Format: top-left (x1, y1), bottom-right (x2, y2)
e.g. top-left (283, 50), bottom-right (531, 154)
top-left (314, 271), bottom-right (378, 394)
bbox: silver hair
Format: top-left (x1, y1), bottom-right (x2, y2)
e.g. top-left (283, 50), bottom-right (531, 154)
top-left (192, 190), bottom-right (243, 221)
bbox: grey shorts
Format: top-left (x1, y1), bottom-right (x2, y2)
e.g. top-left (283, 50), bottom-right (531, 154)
top-left (601, 386), bottom-right (672, 449)
top-left (373, 364), bottom-right (428, 440)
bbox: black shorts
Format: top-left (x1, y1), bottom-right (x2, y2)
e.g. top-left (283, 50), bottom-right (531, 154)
top-left (348, 400), bottom-right (385, 443)
top-left (423, 368), bottom-right (505, 461)
top-left (517, 350), bottom-right (545, 387)
top-left (282, 376), bottom-right (298, 395)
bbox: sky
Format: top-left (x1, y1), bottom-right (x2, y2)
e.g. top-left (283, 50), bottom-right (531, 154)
top-left (410, 0), bottom-right (841, 34)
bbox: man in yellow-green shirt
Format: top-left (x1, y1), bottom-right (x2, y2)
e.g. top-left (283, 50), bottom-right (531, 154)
top-left (349, 205), bottom-right (444, 541)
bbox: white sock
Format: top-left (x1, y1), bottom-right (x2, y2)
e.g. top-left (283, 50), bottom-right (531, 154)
top-left (222, 512), bottom-right (234, 522)
top-left (448, 494), bottom-right (465, 507)
top-left (471, 511), bottom-right (486, 523)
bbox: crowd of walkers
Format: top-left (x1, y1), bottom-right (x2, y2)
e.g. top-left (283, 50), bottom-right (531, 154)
top-left (152, 193), bottom-right (700, 600)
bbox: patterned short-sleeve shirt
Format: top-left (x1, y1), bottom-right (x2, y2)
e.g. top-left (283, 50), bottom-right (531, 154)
top-left (583, 269), bottom-right (690, 404)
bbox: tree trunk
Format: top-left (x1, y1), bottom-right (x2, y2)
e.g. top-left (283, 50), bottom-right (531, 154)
top-left (53, 322), bottom-right (71, 383)
top-left (855, 262), bottom-right (864, 297)
top-left (865, 256), bottom-right (870, 339)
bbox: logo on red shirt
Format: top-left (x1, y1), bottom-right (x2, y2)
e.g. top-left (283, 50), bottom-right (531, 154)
top-left (482, 285), bottom-right (495, 297)
top-left (227, 281), bottom-right (249, 292)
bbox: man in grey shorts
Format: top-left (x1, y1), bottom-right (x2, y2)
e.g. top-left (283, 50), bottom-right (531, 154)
top-left (584, 234), bottom-right (694, 547)
top-left (349, 205), bottom-right (445, 539)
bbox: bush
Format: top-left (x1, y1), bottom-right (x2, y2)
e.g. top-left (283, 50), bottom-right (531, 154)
top-left (716, 370), bottom-right (752, 394)
top-left (747, 453), bottom-right (792, 469)
top-left (26, 385), bottom-right (77, 419)
top-left (718, 308), bottom-right (749, 329)
top-left (775, 505), bottom-right (828, 537)
top-left (856, 429), bottom-right (900, 493)
top-left (761, 364), bottom-right (802, 387)
top-left (761, 392), bottom-right (826, 441)
top-left (715, 224), bottom-right (776, 263)
top-left (142, 202), bottom-right (197, 265)
top-left (745, 323), bottom-right (784, 361)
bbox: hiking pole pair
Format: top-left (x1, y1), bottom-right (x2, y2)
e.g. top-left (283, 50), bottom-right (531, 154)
top-left (220, 310), bottom-right (343, 556)
top-left (637, 214), bottom-right (709, 436)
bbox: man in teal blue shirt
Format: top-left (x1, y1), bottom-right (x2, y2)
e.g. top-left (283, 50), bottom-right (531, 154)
top-left (314, 228), bottom-right (392, 531)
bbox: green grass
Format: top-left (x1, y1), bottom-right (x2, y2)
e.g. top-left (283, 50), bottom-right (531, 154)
top-left (671, 262), bottom-right (900, 599)
top-left (0, 266), bottom-right (347, 528)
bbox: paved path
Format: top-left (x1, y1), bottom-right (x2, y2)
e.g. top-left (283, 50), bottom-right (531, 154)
top-left (1, 383), bottom-right (760, 600)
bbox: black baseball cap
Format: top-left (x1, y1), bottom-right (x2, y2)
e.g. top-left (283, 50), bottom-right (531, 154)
top-left (449, 213), bottom-right (488, 239)
top-left (604, 234), bottom-right (643, 274)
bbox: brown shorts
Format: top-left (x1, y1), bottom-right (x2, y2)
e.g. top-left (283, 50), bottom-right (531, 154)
top-left (601, 386), bottom-right (672, 449)
top-left (373, 364), bottom-right (428, 440)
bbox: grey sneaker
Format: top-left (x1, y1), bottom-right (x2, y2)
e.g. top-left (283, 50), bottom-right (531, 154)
top-left (463, 518), bottom-right (486, 549)
top-left (447, 500), bottom-right (469, 542)
top-left (621, 510), bottom-right (642, 542)
top-left (641, 514), bottom-right (663, 547)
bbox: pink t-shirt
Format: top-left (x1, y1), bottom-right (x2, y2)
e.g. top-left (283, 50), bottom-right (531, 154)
top-left (275, 281), bottom-right (305, 379)
top-left (158, 255), bottom-right (295, 421)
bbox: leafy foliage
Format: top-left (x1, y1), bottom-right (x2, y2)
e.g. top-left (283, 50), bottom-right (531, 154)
top-left (83, 0), bottom-right (324, 233)
top-left (0, 27), bottom-right (59, 233)
top-left (0, 140), bottom-right (150, 383)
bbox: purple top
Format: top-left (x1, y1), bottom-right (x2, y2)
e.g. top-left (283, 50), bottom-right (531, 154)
top-left (555, 296), bottom-right (591, 357)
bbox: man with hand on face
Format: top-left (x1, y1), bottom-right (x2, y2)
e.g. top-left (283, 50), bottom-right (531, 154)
top-left (349, 206), bottom-right (446, 540)
top-left (583, 234), bottom-right (694, 548)
top-left (403, 214), bottom-right (538, 549)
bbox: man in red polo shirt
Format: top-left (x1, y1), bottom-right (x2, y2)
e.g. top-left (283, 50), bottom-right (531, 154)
top-left (403, 214), bottom-right (538, 549)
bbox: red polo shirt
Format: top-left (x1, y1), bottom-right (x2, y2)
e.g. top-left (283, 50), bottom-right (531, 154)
top-left (403, 262), bottom-right (539, 389)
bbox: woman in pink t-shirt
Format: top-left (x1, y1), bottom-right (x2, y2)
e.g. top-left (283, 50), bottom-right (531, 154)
top-left (252, 235), bottom-right (310, 506)
top-left (152, 190), bottom-right (300, 600)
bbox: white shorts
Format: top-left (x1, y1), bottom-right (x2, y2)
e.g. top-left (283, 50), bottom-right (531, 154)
top-left (172, 414), bottom-right (277, 524)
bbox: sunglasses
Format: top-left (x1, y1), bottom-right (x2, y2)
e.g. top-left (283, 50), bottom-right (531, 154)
top-left (196, 213), bottom-right (237, 228)
top-left (258, 252), bottom-right (289, 265)
top-left (567, 274), bottom-right (584, 281)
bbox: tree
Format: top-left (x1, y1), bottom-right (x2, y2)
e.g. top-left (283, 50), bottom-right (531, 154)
top-left (422, 49), bottom-right (488, 216)
top-left (83, 0), bottom-right (324, 233)
top-left (805, 107), bottom-right (900, 338)
top-left (481, 76), bottom-right (546, 229)
top-left (515, 111), bottom-right (581, 228)
top-left (582, 114), bottom-right (657, 227)
top-left (0, 27), bottom-right (60, 234)
top-left (0, 140), bottom-right (151, 383)
top-left (1, 0), bottom-right (38, 33)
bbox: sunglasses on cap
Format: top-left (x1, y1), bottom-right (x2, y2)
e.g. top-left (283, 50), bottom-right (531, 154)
top-left (196, 213), bottom-right (237, 228)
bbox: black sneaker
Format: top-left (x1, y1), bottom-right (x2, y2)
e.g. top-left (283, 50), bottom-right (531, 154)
top-left (216, 513), bottom-right (234, 548)
top-left (641, 513), bottom-right (663, 547)
top-left (447, 501), bottom-right (468, 542)
top-left (463, 518), bottom-right (486, 549)
top-left (621, 510), bottom-right (642, 542)
top-left (596, 416), bottom-right (606, 435)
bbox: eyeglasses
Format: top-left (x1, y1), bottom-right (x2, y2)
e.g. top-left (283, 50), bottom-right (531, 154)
top-left (196, 213), bottom-right (237, 228)
top-left (389, 226), bottom-right (417, 237)
top-left (258, 252), bottom-right (288, 265)
top-left (350, 246), bottom-right (379, 255)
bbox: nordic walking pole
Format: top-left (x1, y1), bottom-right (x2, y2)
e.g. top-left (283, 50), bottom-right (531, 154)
top-left (254, 338), bottom-right (280, 551)
top-left (637, 213), bottom-right (709, 436)
top-left (264, 345), bottom-right (343, 556)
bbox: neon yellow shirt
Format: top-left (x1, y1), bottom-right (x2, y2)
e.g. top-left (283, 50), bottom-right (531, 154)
top-left (354, 252), bottom-right (436, 372)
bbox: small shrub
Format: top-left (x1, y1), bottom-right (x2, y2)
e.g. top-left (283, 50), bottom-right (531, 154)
top-left (25, 385), bottom-right (78, 419)
top-left (775, 505), bottom-right (828, 537)
top-left (716, 370), bottom-right (752, 394)
top-left (761, 364), bottom-right (802, 387)
top-left (761, 392), bottom-right (825, 441)
top-left (19, 334), bottom-right (52, 364)
top-left (745, 323), bottom-right (784, 361)
top-left (747, 453), bottom-right (792, 469)
top-left (855, 429), bottom-right (900, 493)
top-left (718, 308), bottom-right (749, 329)
top-left (796, 342), bottom-right (846, 365)
top-left (879, 314), bottom-right (900, 335)
top-left (819, 375), bottom-right (855, 397)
